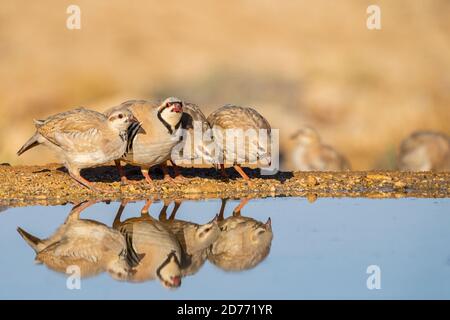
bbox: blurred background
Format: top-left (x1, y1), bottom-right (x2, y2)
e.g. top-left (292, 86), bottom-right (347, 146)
top-left (1, 0), bottom-right (449, 170)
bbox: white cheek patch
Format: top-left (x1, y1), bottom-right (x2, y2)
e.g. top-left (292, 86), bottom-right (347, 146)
top-left (161, 107), bottom-right (182, 127)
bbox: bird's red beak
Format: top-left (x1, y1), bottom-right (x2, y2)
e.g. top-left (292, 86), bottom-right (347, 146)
top-left (170, 103), bottom-right (183, 113)
top-left (171, 276), bottom-right (181, 287)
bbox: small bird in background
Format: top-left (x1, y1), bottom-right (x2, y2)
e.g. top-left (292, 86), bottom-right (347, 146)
top-left (290, 127), bottom-right (350, 171)
top-left (169, 102), bottom-right (212, 181)
top-left (105, 98), bottom-right (184, 187)
top-left (17, 201), bottom-right (135, 281)
top-left (17, 107), bottom-right (136, 192)
top-left (159, 199), bottom-right (220, 277)
top-left (207, 198), bottom-right (273, 272)
top-left (206, 105), bottom-right (272, 180)
top-left (398, 131), bottom-right (450, 171)
top-left (113, 200), bottom-right (182, 289)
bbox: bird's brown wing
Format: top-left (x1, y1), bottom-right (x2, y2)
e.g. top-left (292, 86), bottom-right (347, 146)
top-left (37, 108), bottom-right (107, 152)
top-left (37, 238), bottom-right (103, 264)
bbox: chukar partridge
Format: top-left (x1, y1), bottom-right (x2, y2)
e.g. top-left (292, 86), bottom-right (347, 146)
top-left (17, 201), bottom-right (136, 281)
top-left (159, 199), bottom-right (220, 277)
top-left (17, 107), bottom-right (136, 191)
top-left (105, 98), bottom-right (184, 186)
top-left (207, 199), bottom-right (273, 271)
top-left (113, 200), bottom-right (182, 288)
top-left (398, 131), bottom-right (450, 171)
top-left (290, 127), bottom-right (350, 171)
top-left (206, 105), bottom-right (272, 180)
top-left (169, 102), bottom-right (212, 180)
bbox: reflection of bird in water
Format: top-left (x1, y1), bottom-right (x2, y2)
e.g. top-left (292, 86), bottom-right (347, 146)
top-left (290, 127), bottom-right (350, 171)
top-left (159, 199), bottom-right (220, 277)
top-left (206, 105), bottom-right (272, 180)
top-left (398, 131), bottom-right (450, 171)
top-left (113, 200), bottom-right (182, 288)
top-left (17, 201), bottom-right (134, 280)
top-left (207, 198), bottom-right (273, 271)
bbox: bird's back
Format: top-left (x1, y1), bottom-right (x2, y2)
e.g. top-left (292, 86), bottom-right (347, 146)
top-left (207, 105), bottom-right (271, 131)
top-left (399, 131), bottom-right (450, 171)
top-left (36, 108), bottom-right (106, 140)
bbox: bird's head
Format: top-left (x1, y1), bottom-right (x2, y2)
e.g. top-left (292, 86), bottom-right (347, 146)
top-left (156, 251), bottom-right (182, 289)
top-left (157, 97), bottom-right (184, 129)
top-left (107, 109), bottom-right (137, 132)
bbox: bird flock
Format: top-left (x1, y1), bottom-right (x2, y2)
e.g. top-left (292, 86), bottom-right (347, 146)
top-left (17, 97), bottom-right (450, 192)
top-left (17, 198), bottom-right (273, 289)
top-left (18, 97), bottom-right (274, 192)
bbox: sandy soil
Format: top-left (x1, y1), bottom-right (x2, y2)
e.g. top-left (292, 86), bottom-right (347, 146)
top-left (0, 163), bottom-right (448, 207)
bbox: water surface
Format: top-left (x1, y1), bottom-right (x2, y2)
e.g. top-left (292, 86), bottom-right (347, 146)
top-left (0, 197), bottom-right (449, 299)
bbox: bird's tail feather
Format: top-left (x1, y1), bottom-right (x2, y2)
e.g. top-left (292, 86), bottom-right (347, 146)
top-left (17, 133), bottom-right (40, 156)
top-left (17, 227), bottom-right (43, 253)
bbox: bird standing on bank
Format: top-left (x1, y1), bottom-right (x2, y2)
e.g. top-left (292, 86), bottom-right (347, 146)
top-left (17, 107), bottom-right (136, 191)
top-left (290, 127), bottom-right (350, 171)
top-left (398, 130), bottom-right (450, 171)
top-left (206, 105), bottom-right (272, 180)
top-left (169, 102), bottom-right (212, 180)
top-left (105, 98), bottom-right (184, 186)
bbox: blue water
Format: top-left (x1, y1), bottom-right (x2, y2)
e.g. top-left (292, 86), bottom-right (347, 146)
top-left (0, 197), bottom-right (449, 299)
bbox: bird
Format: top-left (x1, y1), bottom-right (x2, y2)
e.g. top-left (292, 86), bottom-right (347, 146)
top-left (113, 200), bottom-right (183, 288)
top-left (207, 198), bottom-right (273, 272)
top-left (290, 127), bottom-right (350, 171)
top-left (398, 131), bottom-right (450, 171)
top-left (206, 104), bottom-right (272, 180)
top-left (104, 98), bottom-right (184, 186)
top-left (17, 201), bottom-right (136, 281)
top-left (169, 102), bottom-right (212, 181)
top-left (17, 107), bottom-right (136, 192)
top-left (158, 199), bottom-right (220, 277)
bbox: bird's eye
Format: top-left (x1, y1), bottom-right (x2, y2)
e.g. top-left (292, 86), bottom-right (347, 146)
top-left (118, 114), bottom-right (124, 119)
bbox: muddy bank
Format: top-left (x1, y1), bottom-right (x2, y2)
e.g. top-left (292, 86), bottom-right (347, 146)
top-left (0, 163), bottom-right (448, 207)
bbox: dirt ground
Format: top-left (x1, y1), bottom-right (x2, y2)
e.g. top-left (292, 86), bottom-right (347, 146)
top-left (0, 163), bottom-right (448, 207)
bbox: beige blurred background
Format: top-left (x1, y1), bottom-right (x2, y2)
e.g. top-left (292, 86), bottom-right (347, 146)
top-left (1, 0), bottom-right (449, 170)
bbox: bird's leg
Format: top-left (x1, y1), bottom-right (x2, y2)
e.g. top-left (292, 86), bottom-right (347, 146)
top-left (170, 160), bottom-right (188, 182)
top-left (233, 198), bottom-right (249, 216)
top-left (160, 162), bottom-right (176, 184)
top-left (113, 199), bottom-right (128, 229)
top-left (217, 198), bottom-right (228, 221)
top-left (220, 164), bottom-right (229, 181)
top-left (67, 200), bottom-right (98, 223)
top-left (115, 160), bottom-right (129, 185)
top-left (159, 199), bottom-right (172, 221)
top-left (140, 199), bottom-right (153, 216)
top-left (233, 165), bottom-right (250, 180)
top-left (141, 168), bottom-right (155, 187)
top-left (168, 199), bottom-right (182, 220)
top-left (69, 170), bottom-right (102, 192)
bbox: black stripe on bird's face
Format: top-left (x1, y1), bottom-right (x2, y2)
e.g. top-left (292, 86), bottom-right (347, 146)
top-left (156, 250), bottom-right (180, 281)
top-left (157, 103), bottom-right (183, 135)
top-left (124, 232), bottom-right (144, 267)
top-left (157, 106), bottom-right (174, 135)
top-left (126, 121), bottom-right (145, 153)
